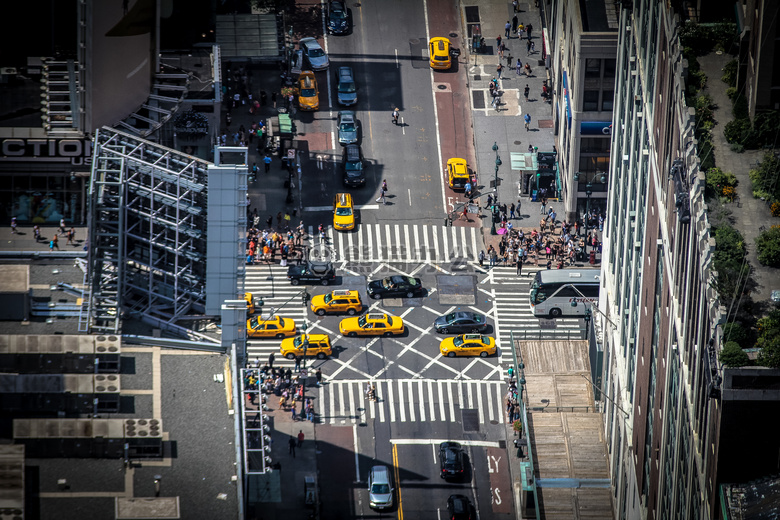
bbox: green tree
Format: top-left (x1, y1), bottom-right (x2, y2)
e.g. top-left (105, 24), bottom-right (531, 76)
top-left (713, 225), bottom-right (748, 299)
top-left (719, 341), bottom-right (750, 367)
top-left (756, 310), bottom-right (780, 368)
top-left (755, 226), bottom-right (780, 267)
top-left (722, 322), bottom-right (749, 346)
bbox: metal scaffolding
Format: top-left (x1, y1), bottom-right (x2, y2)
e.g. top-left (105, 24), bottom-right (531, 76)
top-left (83, 127), bottom-right (211, 334)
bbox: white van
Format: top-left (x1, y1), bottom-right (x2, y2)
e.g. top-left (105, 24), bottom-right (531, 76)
top-left (368, 465), bottom-right (393, 509)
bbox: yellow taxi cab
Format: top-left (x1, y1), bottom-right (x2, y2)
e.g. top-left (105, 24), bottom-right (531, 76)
top-left (439, 334), bottom-right (496, 358)
top-left (429, 37), bottom-right (452, 70)
top-left (310, 289), bottom-right (362, 316)
top-left (333, 193), bottom-right (356, 231)
top-left (280, 334), bottom-right (332, 360)
top-left (297, 71), bottom-right (319, 111)
top-left (244, 292), bottom-right (262, 314)
top-left (446, 158), bottom-right (469, 190)
top-left (247, 315), bottom-right (297, 339)
top-left (339, 313), bottom-right (405, 337)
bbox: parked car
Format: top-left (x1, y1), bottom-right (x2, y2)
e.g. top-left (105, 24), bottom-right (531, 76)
top-left (310, 289), bottom-right (362, 316)
top-left (286, 261), bottom-right (336, 285)
top-left (327, 0), bottom-right (350, 35)
top-left (429, 37), bottom-right (452, 70)
top-left (339, 313), bottom-right (405, 337)
top-left (446, 158), bottom-right (469, 190)
top-left (439, 442), bottom-right (465, 479)
top-left (342, 144), bottom-right (365, 187)
top-left (336, 66), bottom-right (357, 105)
top-left (439, 334), bottom-right (496, 358)
top-left (366, 275), bottom-right (423, 299)
top-left (337, 111), bottom-right (359, 145)
top-left (247, 315), bottom-right (296, 339)
top-left (446, 494), bottom-right (473, 520)
top-left (299, 37), bottom-right (329, 70)
top-left (280, 334), bottom-right (332, 359)
top-left (368, 465), bottom-right (394, 509)
top-left (297, 71), bottom-right (319, 111)
top-left (433, 312), bottom-right (487, 333)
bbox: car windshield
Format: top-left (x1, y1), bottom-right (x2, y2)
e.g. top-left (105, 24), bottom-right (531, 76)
top-left (445, 313), bottom-right (456, 323)
top-left (340, 122), bottom-right (356, 131)
top-left (323, 293), bottom-right (333, 303)
top-left (293, 335), bottom-right (307, 347)
top-left (434, 54), bottom-right (448, 61)
top-left (278, 318), bottom-right (286, 327)
top-left (453, 336), bottom-right (465, 347)
top-left (301, 88), bottom-right (316, 96)
top-left (371, 483), bottom-right (390, 494)
top-left (308, 47), bottom-right (325, 58)
top-left (338, 81), bottom-right (356, 93)
top-left (345, 161), bottom-right (362, 171)
top-left (335, 207), bottom-right (352, 216)
top-left (358, 315), bottom-right (367, 327)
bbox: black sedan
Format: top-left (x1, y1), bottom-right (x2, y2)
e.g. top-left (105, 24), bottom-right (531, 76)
top-left (326, 0), bottom-right (349, 34)
top-left (446, 494), bottom-right (473, 520)
top-left (366, 275), bottom-right (423, 299)
top-left (287, 261), bottom-right (336, 286)
top-left (439, 441), bottom-right (465, 479)
top-left (433, 312), bottom-right (487, 334)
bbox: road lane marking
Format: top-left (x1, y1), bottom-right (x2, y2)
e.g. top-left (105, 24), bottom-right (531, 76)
top-left (437, 380), bottom-right (446, 419)
top-left (392, 443), bottom-right (404, 520)
top-left (304, 204), bottom-right (379, 211)
top-left (388, 381), bottom-right (396, 423)
top-left (398, 379), bottom-right (406, 421)
top-left (417, 380), bottom-right (426, 422)
top-left (476, 381), bottom-right (485, 424)
top-left (338, 380), bottom-right (347, 423)
top-left (406, 381), bottom-right (415, 422)
top-left (353, 424), bottom-right (360, 482)
top-left (403, 224), bottom-right (411, 259)
top-left (448, 381), bottom-right (456, 418)
top-left (390, 439), bottom-right (502, 447)
top-left (348, 381), bottom-right (357, 424)
top-left (413, 225), bottom-right (421, 262)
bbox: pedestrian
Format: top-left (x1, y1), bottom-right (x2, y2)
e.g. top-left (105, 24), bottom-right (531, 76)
top-left (268, 352), bottom-right (275, 370)
top-left (392, 107), bottom-right (399, 125)
top-left (526, 24), bottom-right (533, 39)
top-left (375, 187), bottom-right (386, 204)
top-left (526, 39), bottom-right (532, 56)
top-left (524, 63), bottom-right (532, 76)
top-left (263, 154), bottom-right (272, 173)
top-left (540, 199), bottom-right (546, 214)
top-left (478, 250), bottom-right (485, 267)
top-left (512, 0), bottom-right (519, 12)
top-left (315, 368), bottom-right (322, 386)
top-left (497, 63), bottom-right (503, 80)
top-left (382, 179), bottom-right (388, 192)
top-left (496, 35), bottom-right (502, 50)
top-left (271, 91), bottom-right (277, 107)
top-left (516, 58), bottom-right (522, 76)
top-left (510, 203), bottom-right (516, 219)
top-left (531, 41), bottom-right (535, 53)
top-left (491, 89), bottom-right (499, 109)
top-left (33, 225), bottom-right (40, 242)
top-left (498, 42), bottom-right (505, 59)
top-left (49, 239), bottom-right (54, 252)
top-left (288, 437), bottom-right (296, 457)
top-left (460, 205), bottom-right (468, 221)
top-left (291, 405), bottom-right (297, 421)
top-left (512, 15), bottom-right (518, 34)
top-left (52, 234), bottom-right (59, 250)
top-left (67, 228), bottom-right (75, 245)
top-left (524, 84), bottom-right (530, 101)
top-left (524, 113), bottom-right (531, 131)
top-left (518, 23), bottom-right (525, 40)
top-left (59, 218), bottom-right (67, 235)
top-left (294, 355), bottom-right (301, 372)
top-left (489, 247), bottom-right (498, 267)
top-left (505, 21), bottom-right (511, 38)
top-left (297, 430), bottom-right (304, 447)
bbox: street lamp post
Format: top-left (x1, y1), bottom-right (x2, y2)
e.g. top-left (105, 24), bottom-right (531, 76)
top-left (490, 142), bottom-right (502, 236)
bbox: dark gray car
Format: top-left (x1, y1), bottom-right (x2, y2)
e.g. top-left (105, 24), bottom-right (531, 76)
top-left (337, 111), bottom-right (358, 145)
top-left (336, 66), bottom-right (357, 106)
top-left (433, 312), bottom-right (487, 333)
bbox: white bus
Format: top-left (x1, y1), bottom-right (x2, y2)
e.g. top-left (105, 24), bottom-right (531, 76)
top-left (529, 269), bottom-right (600, 318)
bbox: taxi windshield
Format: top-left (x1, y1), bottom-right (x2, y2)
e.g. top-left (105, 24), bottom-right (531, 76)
top-left (453, 336), bottom-right (465, 347)
top-left (293, 335), bottom-right (307, 347)
top-left (335, 207), bottom-right (352, 216)
top-left (323, 293), bottom-right (333, 303)
top-left (301, 88), bottom-right (316, 97)
top-left (358, 315), bottom-right (367, 327)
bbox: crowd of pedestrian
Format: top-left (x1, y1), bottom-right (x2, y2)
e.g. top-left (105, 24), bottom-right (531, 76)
top-left (245, 210), bottom-right (308, 265)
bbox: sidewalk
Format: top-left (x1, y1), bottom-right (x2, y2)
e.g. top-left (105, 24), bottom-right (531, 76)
top-left (0, 225), bottom-right (87, 255)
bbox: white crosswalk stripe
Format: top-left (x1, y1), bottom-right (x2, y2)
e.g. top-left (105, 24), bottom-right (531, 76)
top-left (244, 265), bottom-right (308, 367)
top-left (320, 379), bottom-right (506, 425)
top-left (310, 223), bottom-right (482, 263)
top-left (488, 266), bottom-right (584, 348)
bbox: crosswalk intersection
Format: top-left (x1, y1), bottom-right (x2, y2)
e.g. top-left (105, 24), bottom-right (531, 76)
top-left (319, 378), bottom-right (508, 426)
top-left (311, 223), bottom-right (482, 264)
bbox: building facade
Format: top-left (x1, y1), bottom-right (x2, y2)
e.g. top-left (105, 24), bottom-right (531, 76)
top-left (599, 0), bottom-right (726, 518)
top-left (549, 0), bottom-right (618, 223)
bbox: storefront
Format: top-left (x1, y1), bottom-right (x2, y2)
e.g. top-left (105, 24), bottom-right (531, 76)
top-left (0, 136), bottom-right (90, 225)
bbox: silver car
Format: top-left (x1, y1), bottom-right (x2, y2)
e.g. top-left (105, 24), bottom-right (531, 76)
top-left (299, 37), bottom-right (329, 71)
top-left (368, 465), bottom-right (393, 509)
top-left (336, 66), bottom-right (357, 106)
top-left (337, 111), bottom-right (358, 145)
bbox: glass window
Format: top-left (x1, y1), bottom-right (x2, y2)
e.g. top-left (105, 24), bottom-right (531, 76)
top-left (581, 138), bottom-right (611, 153)
top-left (583, 90), bottom-right (599, 111)
top-left (602, 90), bottom-right (615, 111)
top-left (585, 59), bottom-right (601, 78)
top-left (604, 59), bottom-right (616, 78)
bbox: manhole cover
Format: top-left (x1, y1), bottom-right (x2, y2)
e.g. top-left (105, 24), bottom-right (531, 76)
top-left (462, 409), bottom-right (479, 432)
top-left (437, 84), bottom-right (448, 90)
top-left (472, 90), bottom-right (485, 109)
top-left (448, 32), bottom-right (458, 38)
top-left (513, 140), bottom-right (523, 145)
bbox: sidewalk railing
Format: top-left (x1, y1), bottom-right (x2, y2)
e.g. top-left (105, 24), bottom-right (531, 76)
top-left (512, 328), bottom-right (587, 341)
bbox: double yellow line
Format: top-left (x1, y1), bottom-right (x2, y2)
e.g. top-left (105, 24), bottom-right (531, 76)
top-left (392, 443), bottom-right (403, 520)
